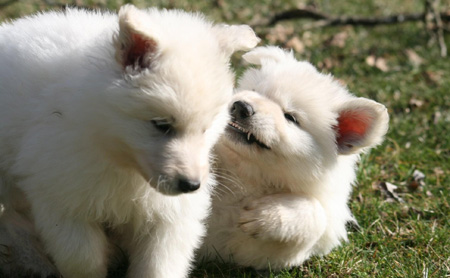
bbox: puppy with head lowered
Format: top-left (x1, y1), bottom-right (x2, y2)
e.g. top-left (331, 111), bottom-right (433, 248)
top-left (0, 5), bottom-right (258, 278)
top-left (201, 46), bottom-right (389, 269)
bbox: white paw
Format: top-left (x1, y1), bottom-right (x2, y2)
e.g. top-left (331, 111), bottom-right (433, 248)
top-left (237, 194), bottom-right (327, 244)
top-left (237, 196), bottom-right (282, 241)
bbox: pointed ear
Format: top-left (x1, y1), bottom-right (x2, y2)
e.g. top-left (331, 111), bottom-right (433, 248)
top-left (334, 98), bottom-right (389, 155)
top-left (115, 5), bottom-right (158, 69)
top-left (213, 24), bottom-right (260, 57)
top-left (242, 46), bottom-right (294, 65)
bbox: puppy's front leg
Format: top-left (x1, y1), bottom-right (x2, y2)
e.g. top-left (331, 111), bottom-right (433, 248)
top-left (127, 220), bottom-right (203, 278)
top-left (33, 209), bottom-right (109, 278)
top-left (239, 193), bottom-right (327, 244)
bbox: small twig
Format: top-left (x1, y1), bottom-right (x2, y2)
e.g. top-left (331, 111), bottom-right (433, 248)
top-left (301, 14), bottom-right (427, 30)
top-left (425, 0), bottom-right (447, 57)
top-left (268, 7), bottom-right (450, 27)
top-left (269, 8), bottom-right (328, 25)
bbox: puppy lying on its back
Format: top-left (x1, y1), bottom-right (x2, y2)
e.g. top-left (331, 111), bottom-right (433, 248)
top-left (201, 46), bottom-right (389, 269)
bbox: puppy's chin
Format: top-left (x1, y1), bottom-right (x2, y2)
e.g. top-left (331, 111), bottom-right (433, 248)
top-left (135, 170), bottom-right (182, 196)
top-left (132, 156), bottom-right (178, 196)
top-left (139, 171), bottom-right (188, 196)
top-left (217, 135), bottom-right (265, 165)
top-left (151, 182), bottom-right (186, 196)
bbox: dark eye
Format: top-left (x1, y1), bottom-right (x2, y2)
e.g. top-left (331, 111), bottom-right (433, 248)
top-left (151, 119), bottom-right (174, 135)
top-left (284, 113), bottom-right (299, 126)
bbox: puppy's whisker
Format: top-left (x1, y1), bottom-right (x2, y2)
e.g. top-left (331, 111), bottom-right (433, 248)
top-left (216, 179), bottom-right (242, 195)
top-left (211, 185), bottom-right (230, 200)
top-left (213, 171), bottom-right (246, 198)
top-left (215, 171), bottom-right (245, 190)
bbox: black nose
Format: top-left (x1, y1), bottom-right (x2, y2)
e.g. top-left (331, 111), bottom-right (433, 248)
top-left (230, 100), bottom-right (254, 120)
top-left (178, 179), bottom-right (201, 193)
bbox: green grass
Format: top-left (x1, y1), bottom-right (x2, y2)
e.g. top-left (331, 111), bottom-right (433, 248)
top-left (2, 0), bottom-right (449, 277)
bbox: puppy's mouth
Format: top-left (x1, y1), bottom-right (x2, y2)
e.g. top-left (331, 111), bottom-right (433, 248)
top-left (226, 121), bottom-right (270, 150)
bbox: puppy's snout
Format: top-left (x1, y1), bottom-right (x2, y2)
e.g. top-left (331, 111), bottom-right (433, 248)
top-left (178, 179), bottom-right (201, 193)
top-left (231, 101), bottom-right (254, 120)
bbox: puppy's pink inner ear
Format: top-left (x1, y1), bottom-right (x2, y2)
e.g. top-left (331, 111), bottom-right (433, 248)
top-left (334, 109), bottom-right (374, 153)
top-left (124, 33), bottom-right (157, 68)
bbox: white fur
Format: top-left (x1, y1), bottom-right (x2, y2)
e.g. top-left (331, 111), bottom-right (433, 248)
top-left (0, 5), bottom-right (258, 278)
top-left (200, 46), bottom-right (389, 269)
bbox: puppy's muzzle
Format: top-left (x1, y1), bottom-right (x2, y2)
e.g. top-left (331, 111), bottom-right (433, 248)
top-left (231, 100), bottom-right (254, 120)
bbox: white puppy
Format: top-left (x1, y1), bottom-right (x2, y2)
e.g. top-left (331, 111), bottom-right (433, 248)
top-left (0, 5), bottom-right (258, 278)
top-left (201, 46), bottom-right (389, 270)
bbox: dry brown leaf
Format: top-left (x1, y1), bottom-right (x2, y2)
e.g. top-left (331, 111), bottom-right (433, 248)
top-left (433, 111), bottom-right (442, 124)
top-left (335, 78), bottom-right (347, 87)
top-left (372, 182), bottom-right (380, 190)
top-left (423, 70), bottom-right (443, 85)
top-left (285, 36), bottom-right (305, 54)
top-left (405, 49), bottom-right (424, 67)
top-left (409, 169), bottom-right (426, 191)
top-left (318, 57), bottom-right (343, 70)
top-left (302, 31), bottom-right (313, 47)
top-left (365, 55), bottom-right (389, 72)
top-left (356, 192), bottom-right (364, 203)
top-left (408, 180), bottom-right (420, 191)
top-left (413, 169), bottom-right (426, 185)
top-left (409, 97), bottom-right (424, 108)
top-left (375, 58), bottom-right (389, 72)
top-left (377, 181), bottom-right (404, 203)
top-left (434, 167), bottom-right (444, 176)
top-left (433, 167), bottom-right (445, 186)
top-left (366, 55), bottom-right (376, 66)
top-left (266, 24), bottom-right (294, 44)
top-left (330, 31), bottom-right (349, 48)
top-left (322, 57), bottom-right (334, 70)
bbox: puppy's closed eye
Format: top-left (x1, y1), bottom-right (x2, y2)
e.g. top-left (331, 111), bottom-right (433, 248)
top-left (284, 113), bottom-right (299, 126)
top-left (151, 118), bottom-right (175, 135)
